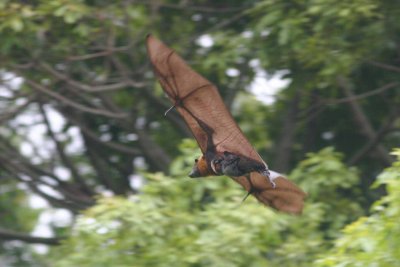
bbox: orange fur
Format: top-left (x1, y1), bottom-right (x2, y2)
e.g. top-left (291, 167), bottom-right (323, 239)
top-left (195, 155), bottom-right (216, 177)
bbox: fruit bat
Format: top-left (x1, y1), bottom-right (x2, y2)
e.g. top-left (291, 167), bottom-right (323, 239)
top-left (146, 35), bottom-right (306, 214)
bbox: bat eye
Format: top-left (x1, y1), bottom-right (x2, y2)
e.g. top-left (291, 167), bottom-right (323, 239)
top-left (195, 159), bottom-right (198, 163)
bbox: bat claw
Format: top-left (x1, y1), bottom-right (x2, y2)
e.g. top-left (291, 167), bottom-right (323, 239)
top-left (164, 105), bottom-right (175, 116)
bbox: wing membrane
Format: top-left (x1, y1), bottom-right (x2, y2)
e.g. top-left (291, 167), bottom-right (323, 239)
top-left (146, 35), bottom-right (263, 164)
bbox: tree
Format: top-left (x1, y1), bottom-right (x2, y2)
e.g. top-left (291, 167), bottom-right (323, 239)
top-left (0, 1), bottom-right (262, 264)
top-left (316, 149), bottom-right (400, 266)
top-left (48, 146), bottom-right (364, 267)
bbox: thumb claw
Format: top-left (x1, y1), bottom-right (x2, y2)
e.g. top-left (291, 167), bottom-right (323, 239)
top-left (164, 105), bottom-right (175, 116)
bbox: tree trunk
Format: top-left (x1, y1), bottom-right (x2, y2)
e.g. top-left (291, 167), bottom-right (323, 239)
top-left (337, 76), bottom-right (393, 166)
top-left (274, 89), bottom-right (300, 172)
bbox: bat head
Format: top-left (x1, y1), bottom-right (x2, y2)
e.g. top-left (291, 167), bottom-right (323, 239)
top-left (189, 155), bottom-right (216, 178)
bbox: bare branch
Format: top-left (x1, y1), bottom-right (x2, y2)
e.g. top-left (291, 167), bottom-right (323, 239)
top-left (0, 140), bottom-right (94, 209)
top-left (0, 95), bottom-right (35, 124)
top-left (349, 107), bottom-right (399, 164)
top-left (62, 111), bottom-right (140, 156)
top-left (136, 129), bottom-right (171, 173)
top-left (274, 89), bottom-right (300, 172)
top-left (25, 79), bottom-right (128, 119)
top-left (40, 63), bottom-right (146, 92)
top-left (38, 103), bottom-right (93, 194)
top-left (131, 1), bottom-right (246, 13)
top-left (66, 46), bottom-right (129, 61)
top-left (188, 11), bottom-right (248, 44)
top-left (327, 82), bottom-right (398, 105)
top-left (79, 79), bottom-right (173, 173)
top-left (111, 54), bottom-right (192, 136)
top-left (337, 76), bottom-right (393, 165)
top-left (0, 228), bottom-right (62, 245)
top-left (300, 82), bottom-right (399, 123)
top-left (82, 134), bottom-right (117, 191)
top-left (368, 60), bottom-right (400, 74)
top-left (0, 159), bottom-right (84, 211)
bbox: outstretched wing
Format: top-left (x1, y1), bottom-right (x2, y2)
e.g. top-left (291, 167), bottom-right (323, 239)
top-left (147, 35), bottom-right (306, 214)
top-left (234, 171), bottom-right (306, 214)
top-left (146, 35), bottom-right (264, 165)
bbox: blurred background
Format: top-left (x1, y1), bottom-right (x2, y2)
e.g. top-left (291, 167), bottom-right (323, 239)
top-left (0, 0), bottom-right (399, 266)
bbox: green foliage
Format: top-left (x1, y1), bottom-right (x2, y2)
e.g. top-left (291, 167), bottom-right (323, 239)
top-left (0, 180), bottom-right (42, 267)
top-left (291, 147), bottom-right (363, 238)
top-left (169, 139), bottom-right (202, 177)
top-left (316, 149), bottom-right (400, 267)
top-left (248, 0), bottom-right (382, 81)
top-left (292, 147), bottom-right (359, 199)
top-left (49, 146), bottom-right (367, 267)
top-left (51, 177), bottom-right (275, 267)
top-left (0, 182), bottom-right (38, 231)
top-left (233, 92), bottom-right (273, 150)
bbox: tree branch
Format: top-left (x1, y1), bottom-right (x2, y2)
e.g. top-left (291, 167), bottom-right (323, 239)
top-left (0, 140), bottom-right (94, 210)
top-left (337, 76), bottom-right (393, 165)
top-left (40, 62), bottom-right (145, 92)
top-left (81, 133), bottom-right (119, 192)
top-left (348, 107), bottom-right (399, 165)
top-left (327, 82), bottom-right (398, 105)
top-left (367, 60), bottom-right (400, 74)
top-left (0, 95), bottom-right (35, 124)
top-left (25, 78), bottom-right (128, 119)
top-left (136, 128), bottom-right (171, 173)
top-left (38, 103), bottom-right (93, 195)
top-left (62, 110), bottom-right (140, 156)
top-left (0, 228), bottom-right (62, 245)
top-left (66, 46), bottom-right (129, 61)
top-left (134, 1), bottom-right (246, 13)
top-left (274, 89), bottom-right (300, 172)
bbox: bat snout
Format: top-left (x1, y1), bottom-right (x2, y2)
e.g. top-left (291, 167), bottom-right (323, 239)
top-left (188, 168), bottom-right (202, 178)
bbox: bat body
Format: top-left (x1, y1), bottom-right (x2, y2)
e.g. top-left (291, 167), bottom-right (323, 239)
top-left (189, 152), bottom-right (267, 182)
top-left (146, 35), bottom-right (306, 214)
top-left (211, 151), bottom-right (270, 179)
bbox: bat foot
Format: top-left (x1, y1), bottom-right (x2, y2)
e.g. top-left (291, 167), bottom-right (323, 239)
top-left (260, 169), bottom-right (276, 188)
top-left (241, 174), bottom-right (255, 204)
top-left (270, 179), bottom-right (276, 188)
top-left (241, 190), bottom-right (252, 203)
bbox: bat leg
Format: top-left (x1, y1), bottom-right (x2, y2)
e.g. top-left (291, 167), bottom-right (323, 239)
top-left (260, 169), bottom-right (276, 188)
top-left (241, 174), bottom-right (255, 203)
top-left (241, 190), bottom-right (252, 203)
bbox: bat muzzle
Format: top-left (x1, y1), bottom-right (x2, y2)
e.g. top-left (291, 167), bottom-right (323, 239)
top-left (188, 168), bottom-right (202, 178)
